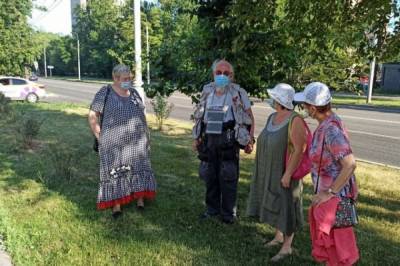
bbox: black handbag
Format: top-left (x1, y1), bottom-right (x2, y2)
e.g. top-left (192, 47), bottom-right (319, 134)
top-left (333, 196), bottom-right (358, 228)
top-left (315, 136), bottom-right (358, 228)
top-left (93, 86), bottom-right (111, 152)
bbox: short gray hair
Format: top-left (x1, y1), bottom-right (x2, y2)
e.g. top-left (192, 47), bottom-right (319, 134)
top-left (211, 59), bottom-right (234, 74)
top-left (112, 64), bottom-right (131, 78)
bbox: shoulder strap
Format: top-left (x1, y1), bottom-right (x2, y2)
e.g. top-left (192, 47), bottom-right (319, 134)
top-left (99, 85), bottom-right (111, 129)
top-left (129, 88), bottom-right (143, 103)
top-left (287, 112), bottom-right (300, 153)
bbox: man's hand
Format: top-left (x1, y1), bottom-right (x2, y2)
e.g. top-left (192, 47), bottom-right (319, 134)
top-left (192, 139), bottom-right (200, 152)
top-left (244, 142), bottom-right (253, 154)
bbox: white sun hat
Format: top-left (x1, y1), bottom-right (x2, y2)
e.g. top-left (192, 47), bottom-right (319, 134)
top-left (294, 82), bottom-right (332, 106)
top-left (267, 83), bottom-right (295, 110)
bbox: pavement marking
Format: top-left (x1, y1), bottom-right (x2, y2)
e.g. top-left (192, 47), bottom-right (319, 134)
top-left (356, 158), bottom-right (400, 170)
top-left (340, 115), bottom-right (400, 125)
top-left (171, 103), bottom-right (193, 109)
top-left (170, 95), bottom-right (192, 101)
top-left (347, 130), bottom-right (400, 140)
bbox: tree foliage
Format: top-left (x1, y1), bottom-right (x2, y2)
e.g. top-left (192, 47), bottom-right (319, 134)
top-left (0, 0), bottom-right (42, 76)
top-left (8, 0), bottom-right (399, 98)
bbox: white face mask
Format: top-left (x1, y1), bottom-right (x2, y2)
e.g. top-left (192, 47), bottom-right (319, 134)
top-left (299, 109), bottom-right (309, 118)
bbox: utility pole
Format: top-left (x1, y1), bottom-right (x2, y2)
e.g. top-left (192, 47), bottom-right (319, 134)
top-left (367, 56), bottom-right (375, 104)
top-left (133, 0), bottom-right (145, 105)
top-left (365, 30), bottom-right (377, 104)
top-left (77, 37), bottom-right (81, 80)
top-left (43, 46), bottom-right (47, 78)
top-left (146, 23), bottom-right (150, 85)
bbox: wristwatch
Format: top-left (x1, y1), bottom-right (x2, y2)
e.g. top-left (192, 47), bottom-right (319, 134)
top-left (327, 188), bottom-right (336, 195)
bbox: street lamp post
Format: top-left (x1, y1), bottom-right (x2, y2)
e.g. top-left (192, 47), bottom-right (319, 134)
top-left (76, 36), bottom-right (81, 81)
top-left (146, 23), bottom-right (150, 85)
top-left (365, 31), bottom-right (377, 104)
top-left (133, 0), bottom-right (145, 105)
top-left (43, 46), bottom-right (47, 78)
top-left (367, 56), bottom-right (375, 104)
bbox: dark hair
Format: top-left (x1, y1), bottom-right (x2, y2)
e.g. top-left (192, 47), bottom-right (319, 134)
top-left (275, 100), bottom-right (290, 111)
top-left (305, 102), bottom-right (331, 113)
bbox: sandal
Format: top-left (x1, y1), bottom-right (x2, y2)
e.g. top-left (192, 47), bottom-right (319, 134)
top-left (112, 210), bottom-right (122, 219)
top-left (136, 198), bottom-right (144, 210)
top-left (263, 238), bottom-right (283, 247)
top-left (270, 248), bottom-right (292, 262)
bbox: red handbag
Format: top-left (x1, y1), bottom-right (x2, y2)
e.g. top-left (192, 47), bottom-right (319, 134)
top-left (285, 113), bottom-right (312, 180)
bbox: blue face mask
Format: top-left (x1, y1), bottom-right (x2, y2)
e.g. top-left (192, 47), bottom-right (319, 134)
top-left (214, 74), bottom-right (230, 88)
top-left (120, 81), bottom-right (131, 90)
top-left (267, 99), bottom-right (276, 109)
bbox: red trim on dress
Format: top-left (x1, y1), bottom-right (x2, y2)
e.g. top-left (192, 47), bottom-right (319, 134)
top-left (97, 191), bottom-right (156, 210)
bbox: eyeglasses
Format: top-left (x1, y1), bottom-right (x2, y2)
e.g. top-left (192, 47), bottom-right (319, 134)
top-left (215, 70), bottom-right (231, 76)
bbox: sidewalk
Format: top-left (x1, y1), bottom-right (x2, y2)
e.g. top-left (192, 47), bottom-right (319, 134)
top-left (0, 236), bottom-right (11, 266)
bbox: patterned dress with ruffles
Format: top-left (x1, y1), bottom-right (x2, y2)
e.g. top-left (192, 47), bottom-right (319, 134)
top-left (90, 85), bottom-right (156, 209)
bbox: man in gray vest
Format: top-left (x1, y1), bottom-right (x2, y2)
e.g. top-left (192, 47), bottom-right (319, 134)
top-left (192, 59), bottom-right (255, 224)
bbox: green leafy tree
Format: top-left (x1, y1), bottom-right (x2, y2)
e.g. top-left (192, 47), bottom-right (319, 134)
top-left (0, 0), bottom-right (41, 76)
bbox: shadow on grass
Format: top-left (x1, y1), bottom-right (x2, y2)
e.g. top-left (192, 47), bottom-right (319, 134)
top-left (0, 103), bottom-right (399, 265)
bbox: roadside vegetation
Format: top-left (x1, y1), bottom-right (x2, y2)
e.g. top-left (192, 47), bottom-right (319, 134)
top-left (0, 102), bottom-right (399, 265)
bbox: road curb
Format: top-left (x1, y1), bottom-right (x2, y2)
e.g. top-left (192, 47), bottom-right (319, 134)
top-left (42, 77), bottom-right (111, 85)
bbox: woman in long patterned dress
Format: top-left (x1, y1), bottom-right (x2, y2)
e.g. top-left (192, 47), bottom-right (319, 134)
top-left (88, 64), bottom-right (156, 218)
top-left (247, 84), bottom-right (307, 262)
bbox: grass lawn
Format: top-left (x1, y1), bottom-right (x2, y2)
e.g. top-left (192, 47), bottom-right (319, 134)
top-left (0, 102), bottom-right (399, 265)
top-left (332, 95), bottom-right (400, 109)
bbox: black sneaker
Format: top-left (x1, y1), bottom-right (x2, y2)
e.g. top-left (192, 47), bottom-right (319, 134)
top-left (112, 210), bottom-right (123, 219)
top-left (199, 212), bottom-right (218, 220)
top-left (221, 217), bottom-right (235, 224)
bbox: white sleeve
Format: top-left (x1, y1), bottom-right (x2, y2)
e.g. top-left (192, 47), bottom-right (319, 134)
top-left (238, 87), bottom-right (252, 110)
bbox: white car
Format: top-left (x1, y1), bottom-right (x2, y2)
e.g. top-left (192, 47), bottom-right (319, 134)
top-left (0, 76), bottom-right (47, 103)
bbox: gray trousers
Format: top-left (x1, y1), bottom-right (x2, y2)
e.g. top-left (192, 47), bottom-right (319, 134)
top-left (200, 132), bottom-right (239, 220)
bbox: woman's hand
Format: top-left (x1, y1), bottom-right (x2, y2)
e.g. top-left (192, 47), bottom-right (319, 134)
top-left (312, 191), bottom-right (334, 206)
top-left (281, 173), bottom-right (291, 188)
top-left (94, 130), bottom-right (100, 140)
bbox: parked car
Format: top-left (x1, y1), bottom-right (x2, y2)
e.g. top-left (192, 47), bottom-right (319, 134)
top-left (29, 74), bottom-right (38, 81)
top-left (0, 76), bottom-right (46, 103)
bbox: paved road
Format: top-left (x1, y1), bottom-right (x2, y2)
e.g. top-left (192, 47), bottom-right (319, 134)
top-left (40, 78), bottom-right (400, 168)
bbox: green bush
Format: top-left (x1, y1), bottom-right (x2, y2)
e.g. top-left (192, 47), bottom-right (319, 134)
top-left (16, 113), bottom-right (44, 149)
top-left (44, 143), bottom-right (79, 183)
top-left (0, 92), bottom-right (11, 115)
top-left (150, 93), bottom-right (174, 130)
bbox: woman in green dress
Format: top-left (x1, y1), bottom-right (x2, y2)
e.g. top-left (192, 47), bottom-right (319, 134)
top-left (246, 83), bottom-right (307, 262)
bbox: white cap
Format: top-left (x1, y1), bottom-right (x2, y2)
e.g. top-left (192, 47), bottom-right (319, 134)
top-left (294, 82), bottom-right (332, 106)
top-left (267, 83), bottom-right (295, 110)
